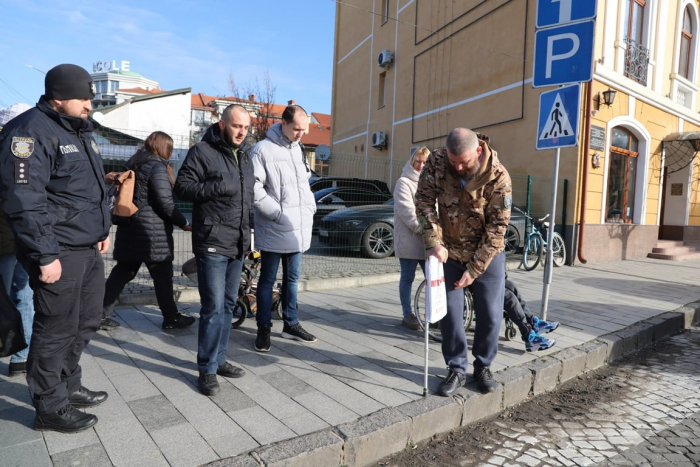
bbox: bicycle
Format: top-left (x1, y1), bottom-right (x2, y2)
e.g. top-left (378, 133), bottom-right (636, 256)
top-left (181, 251), bottom-right (282, 329)
top-left (514, 206), bottom-right (566, 271)
top-left (412, 279), bottom-right (518, 342)
top-left (231, 251), bottom-right (282, 329)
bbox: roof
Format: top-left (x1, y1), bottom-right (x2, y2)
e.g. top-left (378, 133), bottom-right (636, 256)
top-left (97, 88), bottom-right (192, 114)
top-left (312, 112), bottom-right (331, 127)
top-left (117, 87), bottom-right (162, 95)
top-left (303, 122), bottom-right (331, 147)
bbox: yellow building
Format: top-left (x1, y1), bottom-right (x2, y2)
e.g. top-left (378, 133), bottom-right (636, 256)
top-left (331, 0), bottom-right (700, 263)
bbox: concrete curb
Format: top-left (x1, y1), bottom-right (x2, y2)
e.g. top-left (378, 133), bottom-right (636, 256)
top-left (204, 299), bottom-right (700, 467)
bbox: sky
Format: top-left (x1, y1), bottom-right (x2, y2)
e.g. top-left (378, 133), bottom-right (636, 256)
top-left (0, 0), bottom-right (337, 114)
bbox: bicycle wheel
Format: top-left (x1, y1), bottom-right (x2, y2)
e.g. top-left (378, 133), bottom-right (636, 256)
top-left (550, 232), bottom-right (566, 267)
top-left (414, 280), bottom-right (474, 342)
top-left (231, 298), bottom-right (249, 329)
top-left (522, 235), bottom-right (543, 271)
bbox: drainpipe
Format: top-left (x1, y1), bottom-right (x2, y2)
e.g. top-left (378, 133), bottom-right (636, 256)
top-left (577, 80), bottom-right (593, 264)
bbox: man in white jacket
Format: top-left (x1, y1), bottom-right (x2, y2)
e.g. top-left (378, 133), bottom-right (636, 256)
top-left (251, 105), bottom-right (317, 352)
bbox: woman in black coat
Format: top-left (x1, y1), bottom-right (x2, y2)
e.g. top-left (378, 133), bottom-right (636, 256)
top-left (101, 131), bottom-right (195, 330)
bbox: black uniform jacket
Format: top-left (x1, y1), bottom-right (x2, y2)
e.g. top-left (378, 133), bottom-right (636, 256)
top-left (174, 123), bottom-right (254, 259)
top-left (0, 98), bottom-right (110, 266)
top-left (112, 150), bottom-right (188, 263)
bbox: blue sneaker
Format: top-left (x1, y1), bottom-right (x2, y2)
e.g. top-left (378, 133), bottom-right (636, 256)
top-left (526, 331), bottom-right (556, 351)
top-left (532, 316), bottom-right (560, 334)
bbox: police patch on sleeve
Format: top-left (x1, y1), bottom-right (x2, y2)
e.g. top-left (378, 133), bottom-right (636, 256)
top-left (11, 137), bottom-right (34, 158)
top-left (504, 195), bottom-right (512, 209)
top-left (91, 139), bottom-right (100, 155)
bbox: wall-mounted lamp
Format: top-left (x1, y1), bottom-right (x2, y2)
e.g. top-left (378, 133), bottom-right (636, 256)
top-left (594, 88), bottom-right (617, 110)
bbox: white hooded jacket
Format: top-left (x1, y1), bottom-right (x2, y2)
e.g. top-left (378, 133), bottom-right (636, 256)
top-left (393, 160), bottom-right (424, 259)
top-left (251, 122), bottom-right (316, 253)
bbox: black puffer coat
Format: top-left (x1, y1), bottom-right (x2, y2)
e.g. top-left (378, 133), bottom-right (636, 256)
top-left (112, 150), bottom-right (187, 263)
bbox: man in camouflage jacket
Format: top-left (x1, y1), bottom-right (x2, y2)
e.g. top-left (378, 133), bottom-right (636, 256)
top-left (415, 128), bottom-right (512, 396)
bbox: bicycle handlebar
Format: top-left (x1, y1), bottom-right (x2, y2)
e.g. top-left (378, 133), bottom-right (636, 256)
top-left (512, 206), bottom-right (549, 223)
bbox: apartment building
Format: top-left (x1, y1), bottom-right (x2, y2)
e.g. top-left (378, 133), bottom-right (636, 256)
top-left (331, 0), bottom-right (700, 263)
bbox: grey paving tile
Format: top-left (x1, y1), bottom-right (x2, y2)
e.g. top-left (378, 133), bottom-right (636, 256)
top-left (0, 405), bottom-right (42, 449)
top-left (293, 390), bottom-right (359, 426)
top-left (43, 426), bottom-right (101, 456)
top-left (50, 442), bottom-right (111, 467)
top-left (0, 439), bottom-right (51, 467)
top-left (128, 395), bottom-right (186, 432)
top-left (280, 410), bottom-right (330, 435)
top-left (229, 406), bottom-right (296, 446)
top-left (95, 417), bottom-right (162, 465)
top-left (150, 422), bottom-right (218, 467)
top-left (207, 430), bottom-right (260, 458)
top-left (0, 378), bottom-right (32, 410)
top-left (259, 369), bottom-right (314, 398)
top-left (109, 369), bottom-right (161, 402)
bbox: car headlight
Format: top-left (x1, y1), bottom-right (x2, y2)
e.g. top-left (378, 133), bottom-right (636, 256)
top-left (338, 220), bottom-right (363, 228)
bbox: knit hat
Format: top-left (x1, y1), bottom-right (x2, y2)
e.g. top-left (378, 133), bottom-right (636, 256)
top-left (44, 64), bottom-right (95, 100)
top-left (0, 103), bottom-right (32, 127)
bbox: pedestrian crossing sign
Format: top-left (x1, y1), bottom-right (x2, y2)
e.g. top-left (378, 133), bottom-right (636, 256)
top-left (536, 84), bottom-right (581, 150)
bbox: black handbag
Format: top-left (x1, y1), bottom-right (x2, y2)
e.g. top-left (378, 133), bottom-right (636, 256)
top-left (0, 283), bottom-right (27, 358)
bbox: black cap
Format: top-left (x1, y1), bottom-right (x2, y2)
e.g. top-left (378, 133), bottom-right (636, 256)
top-left (44, 64), bottom-right (95, 100)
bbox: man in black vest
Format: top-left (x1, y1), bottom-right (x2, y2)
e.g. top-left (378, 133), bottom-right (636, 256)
top-left (0, 64), bottom-right (111, 433)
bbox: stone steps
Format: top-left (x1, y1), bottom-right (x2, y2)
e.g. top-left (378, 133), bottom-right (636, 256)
top-left (648, 240), bottom-right (700, 261)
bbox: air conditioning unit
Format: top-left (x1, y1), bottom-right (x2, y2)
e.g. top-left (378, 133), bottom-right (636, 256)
top-left (377, 50), bottom-right (394, 69)
top-left (372, 131), bottom-right (388, 150)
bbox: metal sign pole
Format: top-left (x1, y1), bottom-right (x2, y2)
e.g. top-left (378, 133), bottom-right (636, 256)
top-left (540, 147), bottom-right (560, 320)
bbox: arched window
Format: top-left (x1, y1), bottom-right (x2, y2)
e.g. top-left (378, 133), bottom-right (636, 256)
top-left (606, 127), bottom-right (639, 223)
top-left (680, 6), bottom-right (693, 79)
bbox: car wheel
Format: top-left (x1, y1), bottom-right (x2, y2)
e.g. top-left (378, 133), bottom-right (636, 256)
top-left (505, 224), bottom-right (519, 254)
top-left (362, 222), bottom-right (394, 259)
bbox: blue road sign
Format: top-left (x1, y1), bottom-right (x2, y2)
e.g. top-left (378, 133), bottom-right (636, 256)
top-left (536, 84), bottom-right (580, 150)
top-left (537, 0), bottom-right (598, 28)
top-left (533, 20), bottom-right (595, 88)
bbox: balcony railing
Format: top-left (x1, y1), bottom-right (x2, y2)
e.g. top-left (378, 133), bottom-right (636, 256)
top-left (624, 37), bottom-right (650, 86)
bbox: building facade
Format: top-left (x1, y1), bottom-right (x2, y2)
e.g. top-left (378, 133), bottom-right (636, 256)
top-left (331, 0), bottom-right (700, 263)
top-left (90, 60), bottom-right (160, 107)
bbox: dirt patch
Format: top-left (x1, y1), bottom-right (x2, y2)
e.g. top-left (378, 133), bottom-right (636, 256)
top-left (375, 339), bottom-right (673, 467)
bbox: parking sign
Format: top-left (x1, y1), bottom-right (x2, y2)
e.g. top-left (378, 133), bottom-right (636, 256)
top-left (533, 20), bottom-right (595, 88)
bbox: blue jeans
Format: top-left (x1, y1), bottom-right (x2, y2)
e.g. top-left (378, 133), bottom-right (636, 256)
top-left (399, 258), bottom-right (425, 317)
top-left (0, 254), bottom-right (34, 363)
top-left (256, 251), bottom-right (301, 328)
top-left (195, 253), bottom-right (243, 376)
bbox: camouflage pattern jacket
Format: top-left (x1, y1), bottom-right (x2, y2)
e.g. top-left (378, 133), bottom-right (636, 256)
top-left (415, 135), bottom-right (512, 278)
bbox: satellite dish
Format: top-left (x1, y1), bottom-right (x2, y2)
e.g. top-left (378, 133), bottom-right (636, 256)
top-left (316, 144), bottom-right (331, 161)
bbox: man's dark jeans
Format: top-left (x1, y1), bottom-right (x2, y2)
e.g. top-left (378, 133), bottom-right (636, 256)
top-left (195, 253), bottom-right (243, 376)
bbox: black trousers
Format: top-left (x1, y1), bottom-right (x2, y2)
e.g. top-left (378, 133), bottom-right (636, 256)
top-left (103, 260), bottom-right (178, 321)
top-left (504, 279), bottom-right (534, 336)
top-left (22, 247), bottom-right (104, 414)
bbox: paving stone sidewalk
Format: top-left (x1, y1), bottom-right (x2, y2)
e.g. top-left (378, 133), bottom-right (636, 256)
top-left (1, 257), bottom-right (700, 466)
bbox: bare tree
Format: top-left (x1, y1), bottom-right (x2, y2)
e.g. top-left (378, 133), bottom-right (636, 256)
top-left (228, 70), bottom-right (278, 142)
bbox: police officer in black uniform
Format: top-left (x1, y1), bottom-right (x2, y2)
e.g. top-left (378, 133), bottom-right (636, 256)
top-left (0, 64), bottom-right (111, 433)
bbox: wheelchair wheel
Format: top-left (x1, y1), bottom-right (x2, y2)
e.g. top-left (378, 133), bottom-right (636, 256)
top-left (504, 317), bottom-right (517, 341)
top-left (414, 280), bottom-right (474, 342)
top-left (231, 298), bottom-right (249, 329)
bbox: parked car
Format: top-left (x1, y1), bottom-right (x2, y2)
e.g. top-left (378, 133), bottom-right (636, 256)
top-left (310, 177), bottom-right (390, 195)
top-left (318, 200), bottom-right (395, 259)
top-left (318, 200), bottom-right (527, 259)
top-left (313, 187), bottom-right (393, 232)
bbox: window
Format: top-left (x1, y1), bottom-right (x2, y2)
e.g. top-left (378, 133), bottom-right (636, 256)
top-left (623, 0), bottom-right (649, 85)
top-left (381, 0), bottom-right (389, 24)
top-left (606, 127), bottom-right (639, 223)
top-left (680, 6), bottom-right (693, 79)
top-left (378, 71), bottom-right (386, 108)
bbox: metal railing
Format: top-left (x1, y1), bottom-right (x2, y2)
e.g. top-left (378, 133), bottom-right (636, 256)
top-left (624, 37), bottom-right (649, 86)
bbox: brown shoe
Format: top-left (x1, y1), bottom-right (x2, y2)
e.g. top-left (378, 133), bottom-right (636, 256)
top-left (402, 314), bottom-right (421, 330)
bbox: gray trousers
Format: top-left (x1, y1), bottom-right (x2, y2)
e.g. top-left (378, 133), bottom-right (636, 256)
top-left (442, 252), bottom-right (505, 373)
